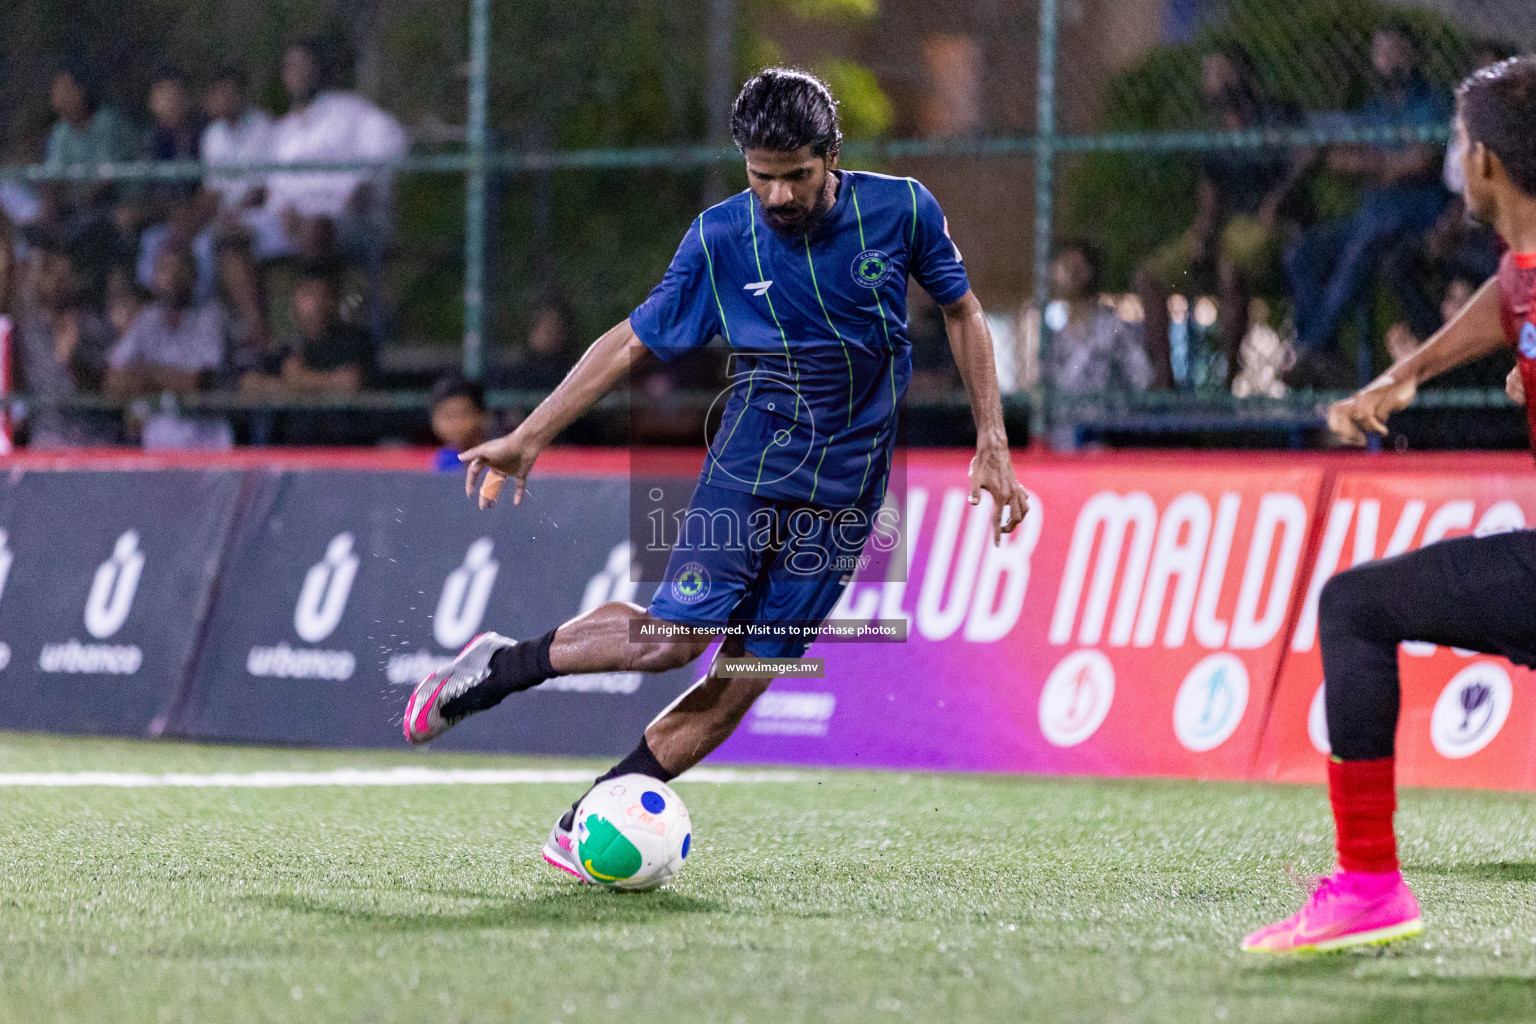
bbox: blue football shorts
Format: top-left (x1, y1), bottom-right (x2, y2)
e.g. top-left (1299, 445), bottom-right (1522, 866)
top-left (647, 480), bottom-right (880, 658)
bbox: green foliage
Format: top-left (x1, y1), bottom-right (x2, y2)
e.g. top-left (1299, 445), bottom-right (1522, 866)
top-left (818, 59), bottom-right (893, 141)
top-left (1062, 0), bottom-right (1476, 290)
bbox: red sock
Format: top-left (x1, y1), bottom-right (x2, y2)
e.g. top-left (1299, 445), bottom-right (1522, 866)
top-left (1329, 757), bottom-right (1398, 874)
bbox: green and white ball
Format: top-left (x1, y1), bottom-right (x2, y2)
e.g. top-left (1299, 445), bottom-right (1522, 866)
top-left (574, 774), bottom-right (692, 891)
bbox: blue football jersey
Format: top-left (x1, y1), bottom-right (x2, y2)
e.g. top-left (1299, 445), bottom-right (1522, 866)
top-left (628, 170), bottom-right (970, 509)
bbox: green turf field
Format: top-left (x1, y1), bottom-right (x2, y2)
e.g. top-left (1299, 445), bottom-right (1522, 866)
top-left (2, 733), bottom-right (1535, 1024)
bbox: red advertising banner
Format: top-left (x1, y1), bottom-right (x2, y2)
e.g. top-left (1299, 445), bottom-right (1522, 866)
top-left (715, 452), bottom-right (1328, 780)
top-left (1256, 464), bottom-right (1536, 790)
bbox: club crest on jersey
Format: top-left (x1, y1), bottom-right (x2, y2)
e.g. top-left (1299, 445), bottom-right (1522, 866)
top-left (852, 249), bottom-right (894, 288)
top-left (1519, 322), bottom-right (1536, 360)
top-left (671, 562), bottom-right (710, 605)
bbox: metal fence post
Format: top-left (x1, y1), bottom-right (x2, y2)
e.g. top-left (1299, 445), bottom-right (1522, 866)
top-left (462, 0), bottom-right (491, 381)
top-left (1030, 0), bottom-right (1058, 443)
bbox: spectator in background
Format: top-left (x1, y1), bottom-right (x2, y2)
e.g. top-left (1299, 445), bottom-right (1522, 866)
top-left (105, 244), bottom-right (231, 449)
top-left (1284, 26), bottom-right (1452, 386)
top-left (429, 376), bottom-right (490, 471)
top-left (201, 65), bottom-right (276, 351)
top-left (906, 288), bottom-right (961, 400)
top-left (12, 238), bottom-right (118, 447)
top-left (1044, 241), bottom-right (1153, 449)
top-left (501, 298), bottom-right (580, 391)
top-left (37, 64), bottom-right (138, 293)
top-left (221, 39), bottom-right (405, 346)
top-left (135, 68), bottom-right (214, 305)
top-left (1136, 47), bottom-right (1310, 390)
top-left (238, 261), bottom-right (373, 444)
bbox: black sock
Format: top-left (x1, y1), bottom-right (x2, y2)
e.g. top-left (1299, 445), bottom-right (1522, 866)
top-left (559, 736), bottom-right (675, 831)
top-left (439, 628), bottom-right (561, 720)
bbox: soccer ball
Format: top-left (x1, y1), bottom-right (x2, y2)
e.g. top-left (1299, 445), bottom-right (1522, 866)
top-left (574, 774), bottom-right (692, 891)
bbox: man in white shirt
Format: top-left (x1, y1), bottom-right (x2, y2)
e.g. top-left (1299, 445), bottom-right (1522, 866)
top-left (202, 65), bottom-right (276, 216)
top-left (240, 39), bottom-right (406, 264)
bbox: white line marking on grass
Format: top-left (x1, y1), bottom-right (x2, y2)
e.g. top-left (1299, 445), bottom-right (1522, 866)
top-left (0, 767), bottom-right (803, 788)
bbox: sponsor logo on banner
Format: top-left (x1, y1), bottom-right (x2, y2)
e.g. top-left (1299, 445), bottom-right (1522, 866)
top-left (539, 542), bottom-right (642, 694)
top-left (249, 532), bottom-right (360, 681)
top-left (749, 691), bottom-right (835, 736)
top-left (1039, 649), bottom-right (1114, 747)
top-left (1172, 653), bottom-right (1249, 752)
top-left (1430, 662), bottom-right (1512, 759)
top-left (1049, 491), bottom-right (1307, 652)
top-left (1308, 683), bottom-right (1330, 754)
top-left (40, 529), bottom-right (146, 676)
top-left (433, 537), bottom-right (499, 649)
top-left (386, 537), bottom-right (501, 686)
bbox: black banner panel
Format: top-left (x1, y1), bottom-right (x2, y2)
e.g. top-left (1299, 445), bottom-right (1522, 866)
top-left (182, 470), bottom-right (699, 755)
top-left (0, 470), bottom-right (242, 735)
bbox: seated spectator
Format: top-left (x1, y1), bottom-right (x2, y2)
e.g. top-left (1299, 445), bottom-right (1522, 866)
top-left (429, 376), bottom-right (490, 471)
top-left (498, 297), bottom-right (580, 392)
top-left (1136, 47), bottom-right (1309, 390)
top-left (135, 67), bottom-right (215, 304)
top-left (220, 39), bottom-right (405, 347)
top-left (1284, 26), bottom-right (1452, 386)
top-left (239, 261), bottom-right (373, 444)
top-left (12, 238), bottom-right (118, 447)
top-left (200, 65), bottom-right (276, 221)
top-left (105, 245), bottom-right (231, 449)
top-left (1043, 241), bottom-right (1153, 449)
top-left (36, 64), bottom-right (139, 294)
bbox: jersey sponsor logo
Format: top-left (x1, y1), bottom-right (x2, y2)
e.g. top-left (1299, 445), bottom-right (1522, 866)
top-left (1430, 661), bottom-right (1512, 759)
top-left (671, 561), bottom-right (711, 605)
top-left (1172, 653), bottom-right (1249, 752)
top-left (1039, 649), bottom-right (1114, 747)
top-left (1520, 322), bottom-right (1536, 360)
top-left (743, 280), bottom-right (773, 298)
top-left (852, 248), bottom-right (895, 288)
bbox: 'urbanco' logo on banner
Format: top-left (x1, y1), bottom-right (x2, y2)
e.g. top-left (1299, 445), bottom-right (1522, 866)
top-left (1430, 662), bottom-right (1512, 759)
top-left (434, 537), bottom-right (499, 649)
top-left (0, 529), bottom-right (12, 671)
top-left (1172, 653), bottom-right (1249, 752)
top-left (38, 529), bottom-right (144, 676)
top-left (294, 533), bottom-right (359, 643)
top-left (248, 532), bottom-right (360, 682)
top-left (85, 530), bottom-right (144, 639)
top-left (1039, 649), bottom-right (1114, 747)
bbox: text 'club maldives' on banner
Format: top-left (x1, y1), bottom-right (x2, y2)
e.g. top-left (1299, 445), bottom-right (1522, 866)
top-left (716, 454), bottom-right (1328, 778)
top-left (1257, 464), bottom-right (1536, 791)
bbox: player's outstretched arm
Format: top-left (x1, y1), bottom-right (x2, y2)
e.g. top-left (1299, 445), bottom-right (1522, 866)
top-left (941, 289), bottom-right (1029, 543)
top-left (461, 317), bottom-right (651, 509)
top-left (1327, 275), bottom-right (1507, 445)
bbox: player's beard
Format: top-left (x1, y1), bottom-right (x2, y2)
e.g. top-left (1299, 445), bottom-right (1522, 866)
top-left (762, 174), bottom-right (837, 238)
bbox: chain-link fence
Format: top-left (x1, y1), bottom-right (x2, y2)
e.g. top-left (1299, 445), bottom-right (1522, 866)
top-left (0, 0), bottom-right (1530, 449)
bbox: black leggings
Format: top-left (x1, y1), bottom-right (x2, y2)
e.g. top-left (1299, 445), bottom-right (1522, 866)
top-left (1320, 530), bottom-right (1536, 761)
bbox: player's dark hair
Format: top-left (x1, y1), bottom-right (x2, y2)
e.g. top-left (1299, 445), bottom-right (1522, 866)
top-left (430, 374), bottom-right (486, 412)
top-left (1458, 55), bottom-right (1536, 196)
top-left (1053, 238), bottom-right (1104, 293)
top-left (730, 68), bottom-right (842, 158)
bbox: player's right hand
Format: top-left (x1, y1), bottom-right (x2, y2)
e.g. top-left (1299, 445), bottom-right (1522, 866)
top-left (1326, 372), bottom-right (1417, 446)
top-left (460, 430), bottom-right (542, 510)
top-left (1508, 365), bottom-right (1526, 407)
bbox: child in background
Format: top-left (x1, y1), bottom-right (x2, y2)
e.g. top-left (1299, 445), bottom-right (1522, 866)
top-left (429, 375), bottom-right (489, 471)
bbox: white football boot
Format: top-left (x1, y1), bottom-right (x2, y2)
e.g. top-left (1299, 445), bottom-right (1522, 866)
top-left (402, 632), bottom-right (517, 745)
top-left (541, 811), bottom-right (590, 883)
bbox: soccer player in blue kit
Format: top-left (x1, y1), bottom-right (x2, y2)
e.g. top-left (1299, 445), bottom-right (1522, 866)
top-left (403, 68), bottom-right (1029, 879)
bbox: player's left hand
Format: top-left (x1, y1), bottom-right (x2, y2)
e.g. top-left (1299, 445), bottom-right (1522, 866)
top-left (460, 428), bottom-right (543, 510)
top-left (968, 447), bottom-right (1029, 544)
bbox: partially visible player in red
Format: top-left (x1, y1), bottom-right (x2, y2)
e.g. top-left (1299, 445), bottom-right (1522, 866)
top-left (1244, 56), bottom-right (1536, 955)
